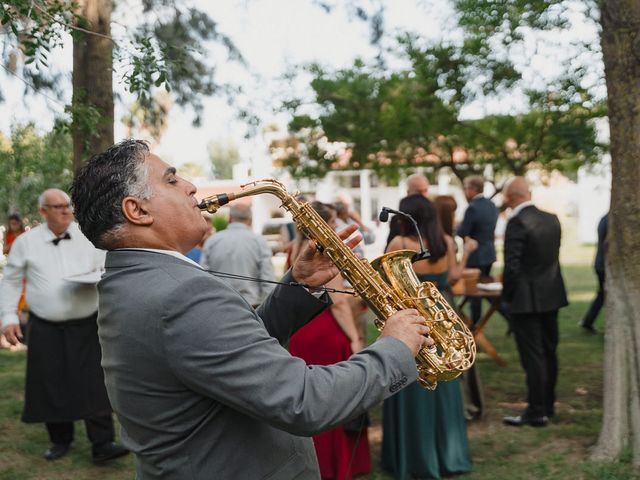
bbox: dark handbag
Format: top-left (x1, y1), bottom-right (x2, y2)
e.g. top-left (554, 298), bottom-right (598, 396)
top-left (342, 412), bottom-right (370, 433)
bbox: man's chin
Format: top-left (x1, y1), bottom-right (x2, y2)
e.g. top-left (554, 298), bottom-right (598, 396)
top-left (196, 222), bottom-right (209, 239)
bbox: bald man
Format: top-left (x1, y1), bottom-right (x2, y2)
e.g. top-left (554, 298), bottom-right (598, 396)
top-left (501, 177), bottom-right (568, 427)
top-left (0, 189), bottom-right (127, 462)
top-left (406, 173), bottom-right (430, 197)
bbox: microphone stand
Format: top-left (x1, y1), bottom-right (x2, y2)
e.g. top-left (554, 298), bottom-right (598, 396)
top-left (379, 207), bottom-right (431, 263)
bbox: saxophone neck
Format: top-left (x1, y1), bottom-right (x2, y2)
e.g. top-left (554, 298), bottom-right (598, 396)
top-left (197, 179), bottom-right (294, 213)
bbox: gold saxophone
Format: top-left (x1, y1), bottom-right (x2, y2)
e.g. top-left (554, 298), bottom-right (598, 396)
top-left (198, 179), bottom-right (475, 390)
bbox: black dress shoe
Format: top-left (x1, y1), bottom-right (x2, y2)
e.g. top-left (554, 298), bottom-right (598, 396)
top-left (44, 443), bottom-right (70, 461)
top-left (503, 415), bottom-right (548, 427)
top-left (92, 442), bottom-right (129, 464)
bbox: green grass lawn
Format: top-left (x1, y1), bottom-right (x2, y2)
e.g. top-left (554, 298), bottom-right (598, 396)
top-left (0, 235), bottom-right (637, 479)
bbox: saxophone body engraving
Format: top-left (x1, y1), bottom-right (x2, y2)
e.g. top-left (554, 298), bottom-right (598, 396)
top-left (198, 179), bottom-right (476, 389)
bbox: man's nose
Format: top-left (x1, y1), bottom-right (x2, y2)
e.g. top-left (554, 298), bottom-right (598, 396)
top-left (186, 180), bottom-right (197, 196)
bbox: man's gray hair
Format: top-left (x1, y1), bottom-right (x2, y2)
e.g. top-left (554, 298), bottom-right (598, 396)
top-left (334, 201), bottom-right (349, 215)
top-left (71, 140), bottom-right (153, 250)
top-left (230, 204), bottom-right (252, 222)
top-left (464, 175), bottom-right (485, 194)
top-left (105, 161), bottom-right (153, 241)
top-left (38, 189), bottom-right (71, 208)
top-left (128, 163), bottom-right (153, 200)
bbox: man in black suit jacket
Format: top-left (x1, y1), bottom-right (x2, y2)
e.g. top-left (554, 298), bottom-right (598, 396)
top-left (579, 212), bottom-right (608, 333)
top-left (501, 177), bottom-right (568, 427)
top-left (456, 176), bottom-right (499, 325)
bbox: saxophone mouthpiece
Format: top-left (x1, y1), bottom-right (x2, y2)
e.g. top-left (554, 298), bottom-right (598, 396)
top-left (198, 193), bottom-right (233, 213)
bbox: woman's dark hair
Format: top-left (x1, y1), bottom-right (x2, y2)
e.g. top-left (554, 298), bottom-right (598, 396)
top-left (310, 201), bottom-right (336, 224)
top-left (434, 195), bottom-right (457, 237)
top-left (289, 201), bottom-right (336, 266)
top-left (295, 201), bottom-right (336, 241)
top-left (398, 194), bottom-right (447, 262)
top-left (7, 213), bottom-right (25, 233)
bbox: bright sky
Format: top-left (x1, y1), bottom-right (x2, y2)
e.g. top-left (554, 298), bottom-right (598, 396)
top-left (139, 0), bottom-right (458, 170)
top-left (1, 0), bottom-right (601, 173)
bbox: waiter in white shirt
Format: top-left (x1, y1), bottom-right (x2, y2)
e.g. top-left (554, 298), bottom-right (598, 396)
top-left (0, 188), bottom-right (128, 463)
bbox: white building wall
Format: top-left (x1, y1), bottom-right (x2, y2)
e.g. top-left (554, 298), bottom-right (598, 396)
top-left (577, 157), bottom-right (611, 243)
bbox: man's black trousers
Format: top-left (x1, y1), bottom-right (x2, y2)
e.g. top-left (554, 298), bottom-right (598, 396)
top-left (511, 310), bottom-right (559, 418)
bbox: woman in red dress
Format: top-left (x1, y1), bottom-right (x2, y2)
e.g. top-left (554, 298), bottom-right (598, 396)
top-left (288, 201), bottom-right (371, 480)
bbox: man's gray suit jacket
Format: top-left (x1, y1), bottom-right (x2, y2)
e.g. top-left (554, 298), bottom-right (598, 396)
top-left (97, 250), bottom-right (416, 479)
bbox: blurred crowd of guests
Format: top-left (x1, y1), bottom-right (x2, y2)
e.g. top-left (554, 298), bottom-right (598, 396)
top-left (0, 172), bottom-right (607, 479)
top-left (251, 173), bottom-right (594, 479)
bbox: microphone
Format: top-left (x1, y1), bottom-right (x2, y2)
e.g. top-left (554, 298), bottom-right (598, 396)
top-left (379, 208), bottom-right (390, 223)
top-left (379, 207), bottom-right (431, 263)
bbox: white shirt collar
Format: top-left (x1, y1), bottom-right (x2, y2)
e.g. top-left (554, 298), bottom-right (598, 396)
top-left (508, 200), bottom-right (534, 219)
top-left (472, 193), bottom-right (484, 200)
top-left (227, 223), bottom-right (250, 230)
top-left (123, 248), bottom-right (202, 268)
top-left (43, 222), bottom-right (75, 242)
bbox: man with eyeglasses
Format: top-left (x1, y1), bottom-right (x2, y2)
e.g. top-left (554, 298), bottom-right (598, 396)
top-left (0, 188), bottom-right (128, 464)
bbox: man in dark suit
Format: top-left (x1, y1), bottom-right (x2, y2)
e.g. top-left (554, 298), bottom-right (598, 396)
top-left (456, 175), bottom-right (499, 325)
top-left (579, 212), bottom-right (608, 333)
top-left (71, 140), bottom-right (432, 479)
top-left (501, 177), bottom-right (568, 427)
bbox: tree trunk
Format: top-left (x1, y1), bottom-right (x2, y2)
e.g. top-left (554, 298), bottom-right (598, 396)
top-left (72, 0), bottom-right (114, 172)
top-left (592, 0), bottom-right (640, 467)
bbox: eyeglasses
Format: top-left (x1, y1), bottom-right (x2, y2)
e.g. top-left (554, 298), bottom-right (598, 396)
top-left (43, 203), bottom-right (72, 211)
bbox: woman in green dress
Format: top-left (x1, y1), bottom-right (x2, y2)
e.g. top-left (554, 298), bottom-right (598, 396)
top-left (382, 193), bottom-right (476, 480)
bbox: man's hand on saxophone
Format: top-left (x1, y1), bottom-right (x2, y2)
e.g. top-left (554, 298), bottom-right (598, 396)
top-left (381, 309), bottom-right (434, 356)
top-left (291, 222), bottom-right (433, 357)
top-left (292, 223), bottom-right (362, 288)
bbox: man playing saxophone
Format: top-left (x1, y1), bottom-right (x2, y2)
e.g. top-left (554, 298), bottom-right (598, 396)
top-left (71, 139), bottom-right (432, 480)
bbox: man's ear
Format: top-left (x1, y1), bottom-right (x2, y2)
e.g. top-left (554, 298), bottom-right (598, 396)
top-left (122, 197), bottom-right (153, 226)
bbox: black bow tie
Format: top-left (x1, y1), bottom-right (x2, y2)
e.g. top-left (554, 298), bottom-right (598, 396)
top-left (52, 232), bottom-right (71, 246)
